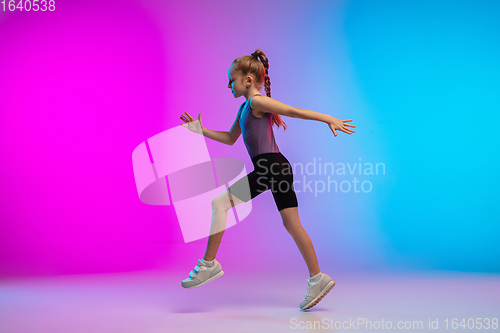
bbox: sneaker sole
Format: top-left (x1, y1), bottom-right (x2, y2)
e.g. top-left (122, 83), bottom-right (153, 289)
top-left (183, 270), bottom-right (224, 289)
top-left (300, 280), bottom-right (336, 310)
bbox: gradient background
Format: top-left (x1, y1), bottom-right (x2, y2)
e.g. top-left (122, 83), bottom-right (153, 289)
top-left (0, 0), bottom-right (499, 280)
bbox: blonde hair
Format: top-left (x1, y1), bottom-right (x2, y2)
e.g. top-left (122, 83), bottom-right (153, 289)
top-left (232, 49), bottom-right (287, 130)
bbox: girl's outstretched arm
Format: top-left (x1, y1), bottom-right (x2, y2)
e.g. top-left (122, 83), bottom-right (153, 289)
top-left (251, 96), bottom-right (356, 137)
top-left (180, 111), bottom-right (240, 145)
top-left (295, 108), bottom-right (356, 137)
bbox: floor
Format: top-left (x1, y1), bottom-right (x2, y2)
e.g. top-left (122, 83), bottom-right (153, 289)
top-left (1, 268), bottom-right (499, 332)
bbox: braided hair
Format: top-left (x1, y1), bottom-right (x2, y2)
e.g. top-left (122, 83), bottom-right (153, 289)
top-left (232, 49), bottom-right (288, 130)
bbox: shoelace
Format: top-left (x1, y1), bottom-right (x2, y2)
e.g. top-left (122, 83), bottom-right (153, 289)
top-left (304, 280), bottom-right (313, 299)
top-left (304, 276), bottom-right (323, 299)
top-left (189, 264), bottom-right (208, 278)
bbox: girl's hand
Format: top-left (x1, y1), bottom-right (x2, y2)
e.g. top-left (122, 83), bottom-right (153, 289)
top-left (180, 112), bottom-right (203, 135)
top-left (328, 116), bottom-right (356, 137)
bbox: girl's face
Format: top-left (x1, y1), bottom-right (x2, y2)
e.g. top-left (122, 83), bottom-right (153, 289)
top-left (227, 66), bottom-right (245, 98)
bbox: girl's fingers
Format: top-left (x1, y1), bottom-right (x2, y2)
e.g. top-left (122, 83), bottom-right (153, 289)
top-left (342, 119), bottom-right (353, 122)
top-left (185, 112), bottom-right (195, 121)
top-left (331, 121), bottom-right (355, 136)
top-left (330, 124), bottom-right (337, 136)
top-left (342, 126), bottom-right (355, 134)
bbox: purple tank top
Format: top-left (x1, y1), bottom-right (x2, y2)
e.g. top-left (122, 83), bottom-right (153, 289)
top-left (238, 93), bottom-right (280, 159)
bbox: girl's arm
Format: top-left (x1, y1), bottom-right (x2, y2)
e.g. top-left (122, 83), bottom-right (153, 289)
top-left (291, 108), bottom-right (332, 122)
top-left (251, 96), bottom-right (356, 136)
top-left (252, 97), bottom-right (331, 121)
top-left (202, 109), bottom-right (242, 145)
top-left (180, 111), bottom-right (240, 145)
top-left (201, 128), bottom-right (233, 145)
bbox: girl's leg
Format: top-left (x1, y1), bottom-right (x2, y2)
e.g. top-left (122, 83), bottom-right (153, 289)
top-left (279, 206), bottom-right (321, 277)
top-left (203, 189), bottom-right (246, 261)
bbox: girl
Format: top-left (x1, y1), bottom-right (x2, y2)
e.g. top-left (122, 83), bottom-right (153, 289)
top-left (179, 49), bottom-right (355, 310)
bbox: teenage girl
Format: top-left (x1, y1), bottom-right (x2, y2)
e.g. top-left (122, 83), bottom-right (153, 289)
top-left (179, 49), bottom-right (355, 310)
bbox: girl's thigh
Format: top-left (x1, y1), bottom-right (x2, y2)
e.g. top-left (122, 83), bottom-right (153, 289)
top-left (269, 155), bottom-right (298, 211)
top-left (226, 170), bottom-right (270, 205)
top-left (212, 188), bottom-right (247, 211)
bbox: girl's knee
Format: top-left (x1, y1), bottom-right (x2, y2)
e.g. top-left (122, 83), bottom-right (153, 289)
top-left (211, 194), bottom-right (231, 212)
top-left (282, 217), bottom-right (294, 229)
top-left (280, 208), bottom-right (300, 229)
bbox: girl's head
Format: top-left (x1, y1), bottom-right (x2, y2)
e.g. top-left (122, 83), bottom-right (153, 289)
top-left (227, 49), bottom-right (287, 130)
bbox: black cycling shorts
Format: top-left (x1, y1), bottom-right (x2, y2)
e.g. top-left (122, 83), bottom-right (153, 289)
top-left (227, 152), bottom-right (298, 211)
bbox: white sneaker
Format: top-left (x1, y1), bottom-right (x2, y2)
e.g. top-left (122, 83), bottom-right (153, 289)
top-left (181, 258), bottom-right (224, 289)
top-left (300, 273), bottom-right (335, 310)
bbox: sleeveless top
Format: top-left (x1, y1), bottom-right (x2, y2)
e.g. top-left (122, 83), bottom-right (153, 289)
top-left (238, 93), bottom-right (280, 159)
